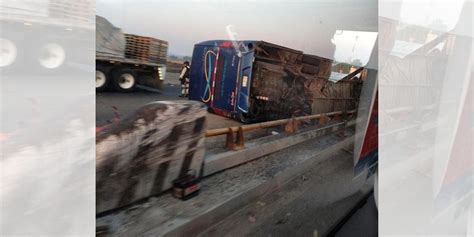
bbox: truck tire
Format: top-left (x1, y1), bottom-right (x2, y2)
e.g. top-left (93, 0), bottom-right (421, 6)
top-left (96, 67), bottom-right (109, 92)
top-left (36, 42), bottom-right (66, 70)
top-left (23, 38), bottom-right (69, 74)
top-left (0, 37), bottom-right (26, 74)
top-left (112, 68), bottom-right (137, 92)
top-left (0, 38), bottom-right (18, 69)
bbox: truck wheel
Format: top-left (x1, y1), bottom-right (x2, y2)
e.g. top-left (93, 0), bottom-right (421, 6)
top-left (37, 42), bottom-right (66, 70)
top-left (96, 68), bottom-right (109, 92)
top-left (0, 38), bottom-right (18, 68)
top-left (112, 68), bottom-right (136, 92)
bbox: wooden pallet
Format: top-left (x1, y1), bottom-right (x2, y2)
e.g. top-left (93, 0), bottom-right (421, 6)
top-left (124, 33), bottom-right (168, 64)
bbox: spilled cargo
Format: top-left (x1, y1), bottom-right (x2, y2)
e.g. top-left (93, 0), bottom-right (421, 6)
top-left (189, 40), bottom-right (364, 123)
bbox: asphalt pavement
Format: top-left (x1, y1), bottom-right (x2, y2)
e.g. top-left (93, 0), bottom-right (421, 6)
top-left (96, 72), bottom-right (242, 130)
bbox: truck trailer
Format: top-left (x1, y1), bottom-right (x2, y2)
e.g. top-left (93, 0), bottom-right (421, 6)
top-left (189, 40), bottom-right (364, 123)
top-left (0, 1), bottom-right (94, 73)
top-left (96, 16), bottom-right (167, 92)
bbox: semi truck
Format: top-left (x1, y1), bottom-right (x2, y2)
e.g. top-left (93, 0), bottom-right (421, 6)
top-left (189, 40), bottom-right (364, 123)
top-left (0, 1), bottom-right (94, 73)
top-left (96, 16), bottom-right (167, 92)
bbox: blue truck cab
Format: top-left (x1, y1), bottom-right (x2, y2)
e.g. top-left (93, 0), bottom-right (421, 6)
top-left (189, 40), bottom-right (258, 122)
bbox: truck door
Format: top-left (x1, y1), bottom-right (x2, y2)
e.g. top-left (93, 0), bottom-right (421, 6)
top-left (236, 51), bottom-right (254, 113)
top-left (210, 48), bottom-right (239, 114)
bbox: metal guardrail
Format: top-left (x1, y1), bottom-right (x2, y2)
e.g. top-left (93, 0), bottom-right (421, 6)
top-left (205, 110), bottom-right (356, 150)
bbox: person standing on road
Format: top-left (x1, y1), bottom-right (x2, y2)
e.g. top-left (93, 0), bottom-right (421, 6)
top-left (179, 61), bottom-right (191, 97)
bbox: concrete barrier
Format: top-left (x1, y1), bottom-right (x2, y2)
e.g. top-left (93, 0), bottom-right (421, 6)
top-left (96, 101), bottom-right (207, 214)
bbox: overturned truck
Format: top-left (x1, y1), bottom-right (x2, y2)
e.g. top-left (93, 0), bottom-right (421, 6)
top-left (189, 40), bottom-right (364, 123)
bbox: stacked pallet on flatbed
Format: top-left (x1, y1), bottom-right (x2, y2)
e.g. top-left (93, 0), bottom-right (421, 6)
top-left (124, 34), bottom-right (168, 64)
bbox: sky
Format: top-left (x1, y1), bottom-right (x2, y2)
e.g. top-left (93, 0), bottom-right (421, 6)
top-left (97, 0), bottom-right (378, 65)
